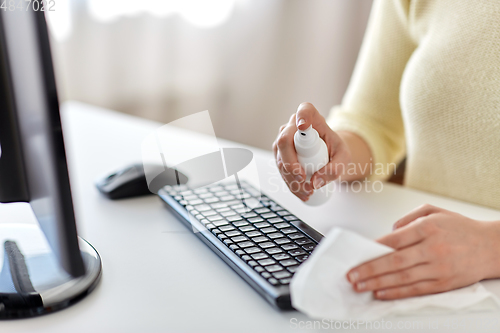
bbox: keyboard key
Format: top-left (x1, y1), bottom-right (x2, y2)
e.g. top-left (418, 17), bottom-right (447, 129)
top-left (225, 230), bottom-right (241, 237)
top-left (268, 233), bottom-right (284, 239)
top-left (261, 272), bottom-right (272, 279)
top-left (272, 253), bottom-right (290, 260)
top-left (229, 244), bottom-right (239, 251)
top-left (235, 249), bottom-right (245, 256)
top-left (180, 190), bottom-right (193, 196)
top-left (261, 213), bottom-right (277, 219)
top-left (273, 271), bottom-right (291, 279)
top-left (254, 222), bottom-right (271, 229)
top-left (248, 217), bottom-right (264, 223)
top-left (211, 203), bottom-right (229, 209)
top-left (214, 191), bottom-right (230, 197)
top-left (275, 210), bottom-right (289, 216)
top-left (274, 222), bottom-right (289, 229)
top-left (257, 259), bottom-right (276, 266)
top-left (217, 234), bottom-right (228, 240)
top-left (280, 259), bottom-right (298, 267)
top-left (212, 229), bottom-right (222, 235)
top-left (259, 242), bottom-right (275, 249)
top-left (261, 227), bottom-right (277, 234)
top-left (233, 221), bottom-right (248, 227)
top-left (282, 228), bottom-right (296, 234)
top-left (194, 204), bottom-right (211, 212)
top-left (248, 261), bottom-right (259, 267)
top-left (241, 255), bottom-right (252, 261)
top-left (288, 233), bottom-right (305, 240)
top-left (265, 265), bottom-right (283, 273)
top-left (296, 254), bottom-right (309, 262)
top-left (239, 225), bottom-right (255, 232)
top-left (245, 247), bottom-right (261, 254)
top-left (225, 200), bottom-right (243, 207)
top-left (239, 241), bottom-right (255, 248)
top-left (283, 215), bottom-right (298, 221)
top-left (220, 210), bottom-right (236, 217)
top-left (201, 210), bottom-right (217, 217)
top-left (275, 238), bottom-right (291, 245)
top-left (220, 196), bottom-right (236, 202)
top-left (212, 220), bottom-right (229, 227)
top-left (205, 223), bottom-right (216, 230)
top-left (251, 253), bottom-right (268, 260)
top-left (245, 231), bottom-right (262, 238)
top-left (252, 236), bottom-right (268, 243)
top-left (302, 244), bottom-right (316, 251)
top-left (281, 244), bottom-right (298, 251)
top-left (187, 199), bottom-right (203, 205)
top-left (226, 215), bottom-right (243, 222)
top-left (207, 215), bottom-right (223, 222)
top-left (280, 278), bottom-right (292, 285)
top-left (288, 249), bottom-right (306, 256)
top-left (287, 266), bottom-right (299, 273)
top-left (219, 225), bottom-right (235, 232)
top-left (254, 208), bottom-right (271, 214)
top-left (242, 212), bottom-right (257, 218)
top-left (254, 266), bottom-right (265, 273)
top-left (295, 238), bottom-right (313, 245)
top-left (231, 236), bottom-right (248, 243)
top-left (265, 247), bottom-right (283, 255)
top-left (268, 278), bottom-right (279, 285)
top-left (223, 239), bottom-right (233, 246)
top-left (204, 197), bottom-right (219, 203)
top-left (194, 188), bottom-right (208, 194)
top-left (270, 205), bottom-right (283, 211)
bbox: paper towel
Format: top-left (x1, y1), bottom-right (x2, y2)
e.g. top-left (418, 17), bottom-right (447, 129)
top-left (290, 227), bottom-right (500, 320)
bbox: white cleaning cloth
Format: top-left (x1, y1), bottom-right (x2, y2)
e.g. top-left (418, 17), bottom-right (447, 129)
top-left (290, 227), bottom-right (500, 320)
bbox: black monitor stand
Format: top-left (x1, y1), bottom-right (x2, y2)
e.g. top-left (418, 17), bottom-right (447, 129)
top-left (0, 217), bottom-right (101, 319)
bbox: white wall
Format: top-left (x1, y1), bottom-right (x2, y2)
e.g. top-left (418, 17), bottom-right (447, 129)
top-left (51, 0), bottom-right (373, 150)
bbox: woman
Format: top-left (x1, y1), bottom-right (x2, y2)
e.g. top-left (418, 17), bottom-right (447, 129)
top-left (273, 0), bottom-right (500, 300)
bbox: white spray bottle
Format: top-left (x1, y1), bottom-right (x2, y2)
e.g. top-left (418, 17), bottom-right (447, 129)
top-left (294, 125), bottom-right (330, 206)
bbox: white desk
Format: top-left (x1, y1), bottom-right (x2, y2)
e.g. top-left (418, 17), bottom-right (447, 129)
top-left (3, 101), bottom-right (500, 333)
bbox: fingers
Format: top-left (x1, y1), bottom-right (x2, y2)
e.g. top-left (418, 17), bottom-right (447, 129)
top-left (377, 217), bottom-right (429, 250)
top-left (275, 114), bottom-right (306, 183)
top-left (295, 103), bottom-right (331, 138)
top-left (353, 264), bottom-right (435, 293)
top-left (276, 151), bottom-right (313, 201)
top-left (373, 280), bottom-right (442, 300)
top-left (347, 244), bottom-right (428, 284)
top-left (392, 204), bottom-right (441, 230)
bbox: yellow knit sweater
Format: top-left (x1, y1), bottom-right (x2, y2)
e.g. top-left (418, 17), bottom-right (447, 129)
top-left (327, 0), bottom-right (500, 209)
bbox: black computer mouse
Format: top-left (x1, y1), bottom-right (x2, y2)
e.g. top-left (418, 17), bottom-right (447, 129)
top-left (95, 163), bottom-right (188, 200)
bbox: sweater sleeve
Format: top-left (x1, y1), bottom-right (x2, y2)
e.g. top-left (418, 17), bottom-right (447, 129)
top-left (327, 0), bottom-right (416, 181)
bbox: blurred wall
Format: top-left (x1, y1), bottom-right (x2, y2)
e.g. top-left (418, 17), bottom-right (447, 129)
top-left (51, 0), bottom-right (373, 150)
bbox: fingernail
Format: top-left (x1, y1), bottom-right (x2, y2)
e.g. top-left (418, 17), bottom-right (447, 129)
top-left (295, 175), bottom-right (304, 182)
top-left (356, 281), bottom-right (366, 291)
top-left (376, 290), bottom-right (385, 298)
top-left (313, 177), bottom-right (325, 189)
top-left (348, 271), bottom-right (359, 283)
top-left (297, 119), bottom-right (305, 127)
top-left (300, 191), bottom-right (311, 198)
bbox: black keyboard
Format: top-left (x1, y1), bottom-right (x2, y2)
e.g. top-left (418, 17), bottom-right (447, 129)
top-left (158, 180), bottom-right (323, 309)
